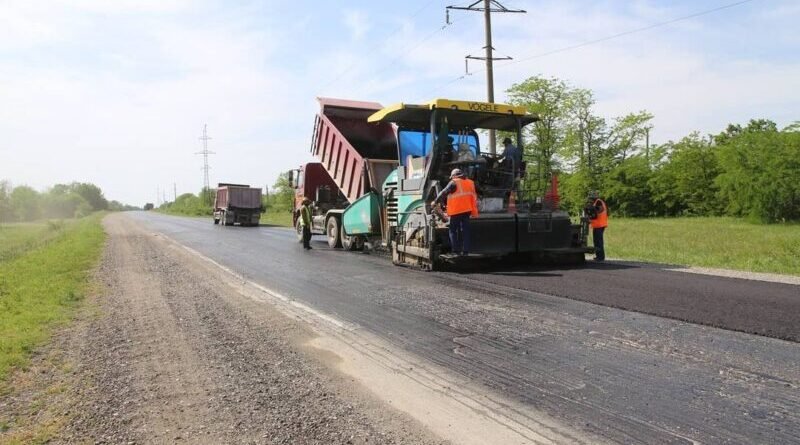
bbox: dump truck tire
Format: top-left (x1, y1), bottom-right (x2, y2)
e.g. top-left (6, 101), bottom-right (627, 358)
top-left (341, 226), bottom-right (362, 251)
top-left (326, 216), bottom-right (342, 248)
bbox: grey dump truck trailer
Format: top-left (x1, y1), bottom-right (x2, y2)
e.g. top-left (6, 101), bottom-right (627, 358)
top-left (213, 183), bottom-right (263, 227)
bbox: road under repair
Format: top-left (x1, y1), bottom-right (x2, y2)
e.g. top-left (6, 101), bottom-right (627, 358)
top-left (121, 212), bottom-right (800, 444)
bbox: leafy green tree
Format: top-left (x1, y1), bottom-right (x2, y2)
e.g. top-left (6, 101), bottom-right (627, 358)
top-left (162, 192), bottom-right (211, 216)
top-left (69, 182), bottom-right (108, 211)
top-left (603, 155), bottom-right (654, 216)
top-left (41, 187), bottom-right (90, 219)
top-left (649, 133), bottom-right (722, 216)
top-left (506, 76), bottom-right (653, 207)
top-left (506, 76), bottom-right (575, 191)
top-left (0, 180), bottom-right (12, 223)
top-left (265, 172), bottom-right (295, 213)
top-left (10, 185), bottom-right (41, 221)
top-left (715, 121), bottom-right (800, 222)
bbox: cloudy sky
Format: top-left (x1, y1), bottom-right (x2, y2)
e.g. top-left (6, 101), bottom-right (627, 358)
top-left (2, 0), bottom-right (798, 206)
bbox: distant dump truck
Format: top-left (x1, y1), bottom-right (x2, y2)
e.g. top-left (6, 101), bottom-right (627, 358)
top-left (213, 183), bottom-right (262, 227)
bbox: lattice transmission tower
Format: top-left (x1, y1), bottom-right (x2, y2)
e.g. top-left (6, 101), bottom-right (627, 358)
top-left (196, 124), bottom-right (215, 205)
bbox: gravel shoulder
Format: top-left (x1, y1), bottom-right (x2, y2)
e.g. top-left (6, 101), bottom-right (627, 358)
top-left (2, 213), bottom-right (446, 444)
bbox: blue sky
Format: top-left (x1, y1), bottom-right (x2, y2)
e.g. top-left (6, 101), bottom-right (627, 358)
top-left (2, 0), bottom-right (798, 206)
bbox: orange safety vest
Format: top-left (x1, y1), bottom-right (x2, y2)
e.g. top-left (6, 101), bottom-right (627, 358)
top-left (590, 199), bottom-right (608, 229)
top-left (447, 178), bottom-right (479, 217)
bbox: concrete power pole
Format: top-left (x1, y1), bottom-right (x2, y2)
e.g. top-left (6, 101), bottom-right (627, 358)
top-left (196, 124), bottom-right (215, 206)
top-left (447, 0), bottom-right (525, 154)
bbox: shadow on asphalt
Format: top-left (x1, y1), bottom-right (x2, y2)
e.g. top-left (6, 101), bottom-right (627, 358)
top-left (447, 258), bottom-right (639, 276)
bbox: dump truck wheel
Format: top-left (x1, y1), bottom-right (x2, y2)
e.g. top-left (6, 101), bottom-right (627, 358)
top-left (326, 217), bottom-right (342, 248)
top-left (341, 226), bottom-right (362, 251)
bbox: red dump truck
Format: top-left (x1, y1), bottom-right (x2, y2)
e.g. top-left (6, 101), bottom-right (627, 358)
top-left (213, 183), bottom-right (263, 227)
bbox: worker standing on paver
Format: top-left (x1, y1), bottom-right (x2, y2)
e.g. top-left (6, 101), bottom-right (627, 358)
top-left (501, 137), bottom-right (522, 174)
top-left (300, 197), bottom-right (313, 250)
top-left (586, 191), bottom-right (608, 261)
top-left (433, 168), bottom-right (479, 256)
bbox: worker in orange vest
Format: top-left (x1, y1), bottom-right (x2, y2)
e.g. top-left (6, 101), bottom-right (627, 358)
top-left (433, 168), bottom-right (479, 256)
top-left (585, 191), bottom-right (608, 261)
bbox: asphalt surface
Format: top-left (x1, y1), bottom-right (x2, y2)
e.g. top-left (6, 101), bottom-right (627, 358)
top-left (130, 212), bottom-right (800, 444)
top-left (451, 261), bottom-right (800, 342)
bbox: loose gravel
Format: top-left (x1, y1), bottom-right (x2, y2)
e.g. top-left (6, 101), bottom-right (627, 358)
top-left (53, 215), bottom-right (445, 444)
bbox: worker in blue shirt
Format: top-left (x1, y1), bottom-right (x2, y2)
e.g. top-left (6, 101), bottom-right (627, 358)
top-left (501, 137), bottom-right (522, 176)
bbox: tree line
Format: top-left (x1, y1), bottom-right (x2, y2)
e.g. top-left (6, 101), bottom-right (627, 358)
top-left (0, 181), bottom-right (136, 223)
top-left (506, 76), bottom-right (800, 223)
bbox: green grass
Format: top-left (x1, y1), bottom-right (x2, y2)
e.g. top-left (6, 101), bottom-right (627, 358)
top-left (605, 217), bottom-right (800, 275)
top-left (0, 214), bottom-right (105, 381)
top-left (0, 220), bottom-right (72, 262)
top-left (260, 210), bottom-right (293, 227)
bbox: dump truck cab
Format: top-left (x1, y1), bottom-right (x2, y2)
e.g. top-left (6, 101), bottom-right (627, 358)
top-left (364, 99), bottom-right (590, 269)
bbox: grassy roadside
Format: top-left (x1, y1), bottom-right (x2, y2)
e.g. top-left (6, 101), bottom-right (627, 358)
top-left (261, 210), bottom-right (293, 227)
top-left (604, 217), bottom-right (800, 276)
top-left (0, 214), bottom-right (106, 382)
top-left (0, 220), bottom-right (74, 262)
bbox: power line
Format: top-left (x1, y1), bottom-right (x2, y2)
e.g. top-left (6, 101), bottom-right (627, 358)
top-left (501, 0), bottom-right (755, 69)
top-left (426, 0), bottom-right (756, 97)
top-left (318, 0), bottom-right (440, 91)
top-left (367, 14), bottom-right (467, 80)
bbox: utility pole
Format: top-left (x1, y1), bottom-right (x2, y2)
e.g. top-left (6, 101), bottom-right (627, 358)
top-left (447, 0), bottom-right (525, 154)
top-left (196, 124), bottom-right (215, 206)
top-left (173, 183), bottom-right (177, 202)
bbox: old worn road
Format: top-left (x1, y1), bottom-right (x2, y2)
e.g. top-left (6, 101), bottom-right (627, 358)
top-left (130, 212), bottom-right (799, 445)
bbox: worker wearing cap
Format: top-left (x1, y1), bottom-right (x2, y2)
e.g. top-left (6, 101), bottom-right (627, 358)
top-left (433, 169), bottom-right (479, 256)
top-left (586, 191), bottom-right (608, 261)
top-left (300, 197), bottom-right (313, 250)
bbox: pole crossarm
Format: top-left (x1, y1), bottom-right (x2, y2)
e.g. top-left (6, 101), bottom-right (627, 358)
top-left (446, 0), bottom-right (525, 13)
top-left (446, 0), bottom-right (525, 154)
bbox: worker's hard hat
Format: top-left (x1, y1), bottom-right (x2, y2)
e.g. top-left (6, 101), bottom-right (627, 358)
top-left (450, 168), bottom-right (464, 178)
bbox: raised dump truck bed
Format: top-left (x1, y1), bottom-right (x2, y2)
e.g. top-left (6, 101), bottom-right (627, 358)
top-left (310, 98), bottom-right (398, 204)
top-left (292, 98), bottom-right (398, 249)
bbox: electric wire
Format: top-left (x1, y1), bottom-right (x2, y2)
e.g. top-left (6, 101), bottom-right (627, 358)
top-left (318, 0), bottom-right (440, 91)
top-left (424, 0), bottom-right (757, 97)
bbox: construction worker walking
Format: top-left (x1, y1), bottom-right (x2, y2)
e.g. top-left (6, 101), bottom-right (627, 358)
top-left (586, 191), bottom-right (608, 261)
top-left (433, 168), bottom-right (479, 256)
top-left (300, 197), bottom-right (312, 250)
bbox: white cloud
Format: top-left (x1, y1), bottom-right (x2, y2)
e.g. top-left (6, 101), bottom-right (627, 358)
top-left (343, 10), bottom-right (370, 40)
